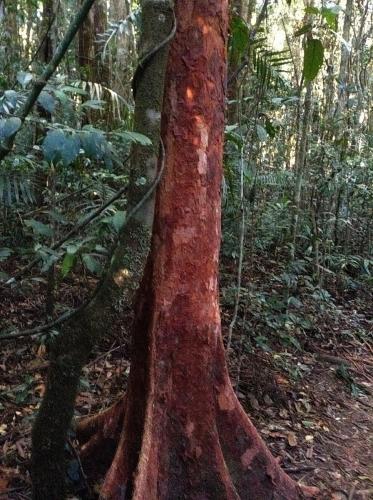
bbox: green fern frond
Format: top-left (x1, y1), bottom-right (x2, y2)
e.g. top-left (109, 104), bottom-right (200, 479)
top-left (0, 172), bottom-right (38, 206)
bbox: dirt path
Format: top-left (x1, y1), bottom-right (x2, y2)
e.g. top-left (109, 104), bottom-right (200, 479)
top-left (237, 348), bottom-right (373, 499)
top-left (230, 308), bottom-right (373, 499)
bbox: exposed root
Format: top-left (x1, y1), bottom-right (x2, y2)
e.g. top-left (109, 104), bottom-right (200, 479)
top-left (75, 398), bottom-right (126, 464)
top-left (76, 398), bottom-right (125, 443)
top-left (80, 381), bottom-right (320, 499)
top-left (300, 485), bottom-right (321, 498)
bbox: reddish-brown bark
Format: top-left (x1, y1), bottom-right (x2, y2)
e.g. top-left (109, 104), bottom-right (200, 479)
top-left (82, 1), bottom-right (319, 498)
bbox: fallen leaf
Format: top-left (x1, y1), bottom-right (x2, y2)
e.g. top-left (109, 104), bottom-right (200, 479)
top-left (0, 477), bottom-right (9, 493)
top-left (274, 374), bottom-right (290, 386)
top-left (37, 344), bottom-right (46, 357)
top-left (34, 383), bottom-right (45, 397)
top-left (15, 439), bottom-right (26, 459)
top-left (248, 394), bottom-right (260, 410)
top-left (287, 432), bottom-right (298, 447)
top-left (264, 394), bottom-right (273, 406)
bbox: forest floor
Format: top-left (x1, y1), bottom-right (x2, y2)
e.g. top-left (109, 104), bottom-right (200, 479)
top-left (0, 258), bottom-right (372, 499)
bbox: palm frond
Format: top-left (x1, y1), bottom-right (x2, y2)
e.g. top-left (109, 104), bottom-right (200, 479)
top-left (0, 171), bottom-right (37, 206)
top-left (96, 10), bottom-right (140, 60)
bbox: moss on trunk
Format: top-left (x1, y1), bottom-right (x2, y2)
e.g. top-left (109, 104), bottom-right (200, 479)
top-left (31, 3), bottom-right (174, 498)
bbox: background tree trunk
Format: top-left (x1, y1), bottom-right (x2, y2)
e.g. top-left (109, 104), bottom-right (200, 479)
top-left (227, 0), bottom-right (256, 124)
top-left (31, 2), bottom-right (174, 498)
top-left (78, 0), bottom-right (107, 83)
top-left (109, 0), bottom-right (133, 98)
top-left (40, 0), bottom-right (55, 63)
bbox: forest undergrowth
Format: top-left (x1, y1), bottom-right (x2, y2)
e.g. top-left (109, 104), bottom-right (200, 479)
top-left (0, 254), bottom-right (372, 499)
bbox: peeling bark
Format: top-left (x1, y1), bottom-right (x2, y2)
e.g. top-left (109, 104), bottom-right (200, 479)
top-left (83, 1), bottom-right (319, 499)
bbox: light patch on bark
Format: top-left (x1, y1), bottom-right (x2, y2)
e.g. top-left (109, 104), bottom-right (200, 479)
top-left (241, 447), bottom-right (257, 469)
top-left (186, 87), bottom-right (194, 101)
top-left (146, 155), bottom-right (158, 181)
top-left (213, 324), bottom-right (220, 343)
top-left (173, 226), bottom-right (196, 244)
top-left (169, 80), bottom-right (178, 113)
top-left (113, 268), bottom-right (132, 286)
top-left (146, 108), bottom-right (161, 125)
top-left (196, 16), bottom-right (212, 35)
top-left (218, 386), bottom-right (235, 411)
top-left (186, 421), bottom-right (195, 437)
top-left (195, 117), bottom-right (209, 175)
top-left (208, 276), bottom-right (215, 290)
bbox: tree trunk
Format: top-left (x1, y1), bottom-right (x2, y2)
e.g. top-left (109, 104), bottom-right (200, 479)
top-left (81, 1), bottom-right (318, 498)
top-left (291, 0), bottom-right (315, 257)
top-left (40, 0), bottom-right (55, 63)
top-left (227, 0), bottom-right (256, 125)
top-left (78, 0), bottom-right (107, 84)
top-left (334, 0), bottom-right (353, 119)
top-left (109, 0), bottom-right (134, 99)
top-left (31, 2), bottom-right (174, 498)
top-left (291, 81), bottom-right (312, 255)
top-left (1, 0), bottom-right (20, 84)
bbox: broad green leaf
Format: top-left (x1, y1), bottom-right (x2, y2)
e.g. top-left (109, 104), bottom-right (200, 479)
top-left (60, 85), bottom-right (88, 96)
top-left (1, 90), bottom-right (18, 113)
top-left (81, 99), bottom-right (106, 110)
top-left (225, 124), bottom-right (239, 133)
top-left (305, 6), bottom-right (319, 15)
top-left (229, 14), bottom-right (249, 63)
top-left (42, 130), bottom-right (81, 167)
top-left (24, 219), bottom-right (53, 238)
top-left (320, 7), bottom-right (339, 30)
top-left (303, 39), bottom-right (324, 83)
top-left (256, 124), bottom-right (269, 142)
top-left (82, 254), bottom-right (101, 274)
top-left (66, 244), bottom-right (79, 255)
top-left (264, 119), bottom-right (277, 138)
top-left (294, 24), bottom-right (312, 37)
top-left (225, 130), bottom-right (243, 149)
top-left (16, 71), bottom-right (33, 88)
top-left (0, 247), bottom-right (12, 261)
top-left (81, 130), bottom-right (112, 168)
top-left (271, 97), bottom-right (284, 106)
top-left (115, 131), bottom-right (152, 146)
top-left (40, 253), bottom-right (59, 273)
top-left (112, 211), bottom-right (126, 232)
top-left (37, 92), bottom-right (56, 114)
top-left (61, 252), bottom-right (76, 277)
top-left (0, 117), bottom-right (22, 140)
